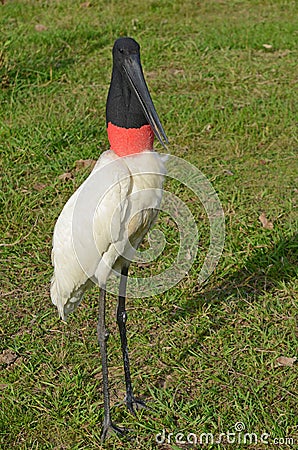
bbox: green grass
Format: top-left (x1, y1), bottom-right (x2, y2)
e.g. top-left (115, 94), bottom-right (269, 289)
top-left (1, 0), bottom-right (297, 449)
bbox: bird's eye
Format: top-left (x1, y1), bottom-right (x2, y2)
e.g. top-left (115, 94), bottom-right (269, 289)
top-left (119, 48), bottom-right (124, 54)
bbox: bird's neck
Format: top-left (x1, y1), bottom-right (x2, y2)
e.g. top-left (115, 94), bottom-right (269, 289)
top-left (107, 122), bottom-right (154, 157)
top-left (106, 68), bottom-right (154, 157)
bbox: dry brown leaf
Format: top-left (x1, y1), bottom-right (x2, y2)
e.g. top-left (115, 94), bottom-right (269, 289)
top-left (74, 159), bottom-right (97, 171)
top-left (80, 1), bottom-right (91, 7)
top-left (259, 212), bottom-right (273, 230)
top-left (223, 169), bottom-right (234, 176)
top-left (58, 160), bottom-right (96, 182)
top-left (0, 349), bottom-right (18, 366)
top-left (33, 182), bottom-right (47, 191)
top-left (59, 172), bottom-right (73, 181)
top-left (276, 356), bottom-right (297, 367)
top-left (277, 50), bottom-right (291, 58)
top-left (35, 24), bottom-right (48, 32)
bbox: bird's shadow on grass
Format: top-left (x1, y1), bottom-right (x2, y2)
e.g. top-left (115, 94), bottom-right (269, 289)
top-left (177, 233), bottom-right (297, 318)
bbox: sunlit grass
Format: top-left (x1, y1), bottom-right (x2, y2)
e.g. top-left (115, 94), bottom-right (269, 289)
top-left (1, 0), bottom-right (297, 449)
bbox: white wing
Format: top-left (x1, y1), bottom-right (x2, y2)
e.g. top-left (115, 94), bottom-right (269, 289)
top-left (51, 150), bottom-right (167, 320)
top-left (51, 151), bottom-right (132, 320)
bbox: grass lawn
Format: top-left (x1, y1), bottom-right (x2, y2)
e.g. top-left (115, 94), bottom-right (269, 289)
top-left (1, 0), bottom-right (297, 448)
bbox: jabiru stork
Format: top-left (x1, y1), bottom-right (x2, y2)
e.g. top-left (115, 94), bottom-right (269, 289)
top-left (51, 37), bottom-right (168, 440)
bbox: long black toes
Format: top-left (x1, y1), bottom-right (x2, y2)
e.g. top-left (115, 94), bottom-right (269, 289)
top-left (126, 396), bottom-right (147, 415)
top-left (101, 422), bottom-right (128, 442)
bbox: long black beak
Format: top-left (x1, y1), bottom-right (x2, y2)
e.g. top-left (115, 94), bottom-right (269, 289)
top-left (122, 54), bottom-right (168, 150)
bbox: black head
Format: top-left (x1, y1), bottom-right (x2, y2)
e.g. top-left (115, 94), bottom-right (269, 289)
top-left (112, 37), bottom-right (140, 69)
top-left (106, 37), bottom-right (168, 149)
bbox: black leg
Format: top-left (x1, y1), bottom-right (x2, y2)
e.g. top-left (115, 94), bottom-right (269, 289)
top-left (97, 287), bottom-right (125, 441)
top-left (117, 266), bottom-right (146, 415)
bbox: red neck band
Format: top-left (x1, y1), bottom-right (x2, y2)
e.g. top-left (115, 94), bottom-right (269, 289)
top-left (107, 122), bottom-right (154, 157)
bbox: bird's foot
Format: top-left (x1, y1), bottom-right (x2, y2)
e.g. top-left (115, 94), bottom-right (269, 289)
top-left (101, 421), bottom-right (128, 442)
top-left (126, 395), bottom-right (147, 416)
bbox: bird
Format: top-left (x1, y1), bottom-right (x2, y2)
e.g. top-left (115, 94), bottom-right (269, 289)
top-left (50, 37), bottom-right (168, 440)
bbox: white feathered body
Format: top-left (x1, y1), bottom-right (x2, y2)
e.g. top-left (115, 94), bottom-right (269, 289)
top-left (51, 150), bottom-right (166, 320)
